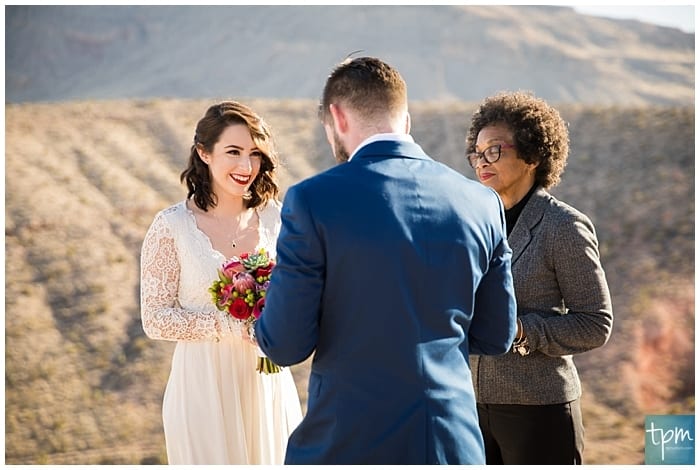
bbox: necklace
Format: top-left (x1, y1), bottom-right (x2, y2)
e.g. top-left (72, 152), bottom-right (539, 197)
top-left (211, 209), bottom-right (257, 249)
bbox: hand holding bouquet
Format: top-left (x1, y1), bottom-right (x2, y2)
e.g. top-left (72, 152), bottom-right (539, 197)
top-left (208, 248), bottom-right (282, 374)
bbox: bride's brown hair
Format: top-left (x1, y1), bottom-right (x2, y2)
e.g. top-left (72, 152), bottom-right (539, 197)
top-left (180, 101), bottom-right (280, 211)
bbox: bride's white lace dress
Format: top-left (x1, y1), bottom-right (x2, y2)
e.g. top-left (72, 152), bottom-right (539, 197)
top-left (140, 199), bottom-right (302, 464)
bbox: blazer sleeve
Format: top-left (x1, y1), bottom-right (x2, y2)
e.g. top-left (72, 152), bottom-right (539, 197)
top-left (468, 198), bottom-right (518, 355)
top-left (255, 184), bottom-right (324, 366)
top-left (520, 210), bottom-right (613, 356)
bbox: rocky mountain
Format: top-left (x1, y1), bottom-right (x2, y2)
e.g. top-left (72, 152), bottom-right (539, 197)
top-left (5, 5), bottom-right (695, 105)
top-left (4, 98), bottom-right (694, 464)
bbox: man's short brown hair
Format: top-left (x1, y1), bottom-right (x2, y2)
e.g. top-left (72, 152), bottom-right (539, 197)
top-left (319, 56), bottom-right (407, 125)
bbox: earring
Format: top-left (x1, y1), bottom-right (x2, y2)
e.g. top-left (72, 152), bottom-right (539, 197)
top-left (242, 191), bottom-right (252, 200)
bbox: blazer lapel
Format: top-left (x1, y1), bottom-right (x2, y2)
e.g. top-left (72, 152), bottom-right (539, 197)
top-left (509, 187), bottom-right (549, 265)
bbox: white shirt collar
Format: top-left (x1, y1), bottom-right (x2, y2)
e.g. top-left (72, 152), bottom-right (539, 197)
top-left (348, 133), bottom-right (415, 161)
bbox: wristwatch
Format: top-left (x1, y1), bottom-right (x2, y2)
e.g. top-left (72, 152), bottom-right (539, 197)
top-left (512, 335), bottom-right (530, 356)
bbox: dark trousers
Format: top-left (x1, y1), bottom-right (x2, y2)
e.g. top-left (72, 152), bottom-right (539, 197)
top-left (477, 399), bottom-right (584, 465)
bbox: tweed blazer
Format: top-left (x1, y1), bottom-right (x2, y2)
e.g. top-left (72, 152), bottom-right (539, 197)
top-left (471, 187), bottom-right (613, 405)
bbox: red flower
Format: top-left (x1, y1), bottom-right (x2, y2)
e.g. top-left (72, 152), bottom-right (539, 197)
top-left (228, 297), bottom-right (252, 320)
top-left (252, 297), bottom-right (266, 319)
top-left (255, 263), bottom-right (274, 278)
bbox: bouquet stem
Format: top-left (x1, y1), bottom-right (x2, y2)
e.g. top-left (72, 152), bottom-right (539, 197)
top-left (257, 356), bottom-right (282, 374)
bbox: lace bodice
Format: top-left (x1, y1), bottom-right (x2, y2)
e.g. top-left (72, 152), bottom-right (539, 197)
top-left (140, 199), bottom-right (281, 342)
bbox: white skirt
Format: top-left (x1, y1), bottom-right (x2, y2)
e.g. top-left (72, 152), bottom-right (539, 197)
top-left (162, 336), bottom-right (302, 464)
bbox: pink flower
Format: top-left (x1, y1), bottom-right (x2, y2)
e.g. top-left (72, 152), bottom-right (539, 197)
top-left (228, 297), bottom-right (252, 320)
top-left (217, 283), bottom-right (234, 308)
top-left (222, 258), bottom-right (246, 278)
top-left (232, 272), bottom-right (256, 294)
top-left (252, 297), bottom-right (266, 319)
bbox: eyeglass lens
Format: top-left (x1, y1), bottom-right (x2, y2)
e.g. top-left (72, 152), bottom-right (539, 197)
top-left (467, 145), bottom-right (501, 168)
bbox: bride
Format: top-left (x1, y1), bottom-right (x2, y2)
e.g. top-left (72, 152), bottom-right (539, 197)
top-left (140, 101), bottom-right (302, 464)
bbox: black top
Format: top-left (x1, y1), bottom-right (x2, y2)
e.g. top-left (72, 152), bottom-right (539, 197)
top-left (504, 184), bottom-right (538, 236)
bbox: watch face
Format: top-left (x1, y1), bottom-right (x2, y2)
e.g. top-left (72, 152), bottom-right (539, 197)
top-left (513, 340), bottom-right (530, 356)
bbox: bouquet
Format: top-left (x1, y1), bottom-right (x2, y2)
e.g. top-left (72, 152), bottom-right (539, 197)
top-left (208, 248), bottom-right (282, 374)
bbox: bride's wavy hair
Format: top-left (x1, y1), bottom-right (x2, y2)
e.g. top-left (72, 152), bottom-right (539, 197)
top-left (180, 101), bottom-right (280, 211)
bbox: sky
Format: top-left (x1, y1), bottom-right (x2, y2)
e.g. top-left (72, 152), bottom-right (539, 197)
top-left (571, 5), bottom-right (695, 33)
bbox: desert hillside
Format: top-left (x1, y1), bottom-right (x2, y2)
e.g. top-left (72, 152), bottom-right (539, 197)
top-left (6, 5), bottom-right (694, 106)
top-left (5, 98), bottom-right (694, 464)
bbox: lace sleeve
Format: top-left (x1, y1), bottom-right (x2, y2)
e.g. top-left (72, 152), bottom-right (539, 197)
top-left (140, 211), bottom-right (238, 342)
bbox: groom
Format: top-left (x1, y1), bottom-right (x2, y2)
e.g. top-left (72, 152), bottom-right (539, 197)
top-left (255, 56), bottom-right (517, 464)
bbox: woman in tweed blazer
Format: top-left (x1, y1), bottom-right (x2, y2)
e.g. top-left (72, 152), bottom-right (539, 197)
top-left (465, 91), bottom-right (613, 464)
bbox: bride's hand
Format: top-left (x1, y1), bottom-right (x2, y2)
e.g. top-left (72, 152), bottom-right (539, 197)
top-left (243, 322), bottom-right (259, 346)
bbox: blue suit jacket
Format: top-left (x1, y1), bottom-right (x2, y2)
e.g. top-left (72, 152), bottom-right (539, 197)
top-left (256, 139), bottom-right (517, 464)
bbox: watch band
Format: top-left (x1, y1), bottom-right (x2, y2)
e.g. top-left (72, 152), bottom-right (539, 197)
top-left (512, 335), bottom-right (530, 356)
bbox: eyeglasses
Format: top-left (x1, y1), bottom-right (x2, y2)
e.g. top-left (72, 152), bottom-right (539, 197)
top-left (466, 144), bottom-right (516, 169)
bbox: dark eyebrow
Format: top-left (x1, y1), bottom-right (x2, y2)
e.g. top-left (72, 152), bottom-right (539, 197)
top-left (224, 144), bottom-right (262, 154)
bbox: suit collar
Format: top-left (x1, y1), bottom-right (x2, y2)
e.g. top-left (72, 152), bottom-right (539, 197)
top-left (509, 187), bottom-right (550, 264)
top-left (351, 138), bottom-right (432, 162)
top-left (349, 133), bottom-right (414, 161)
